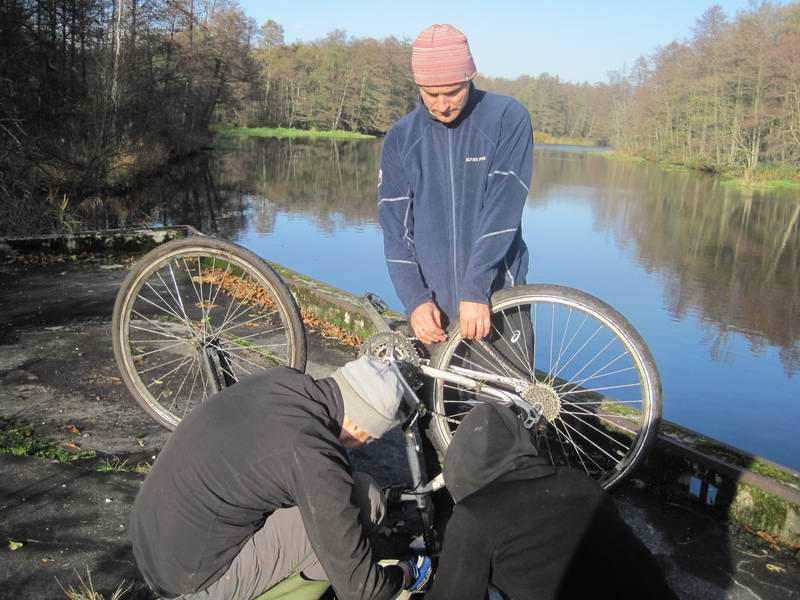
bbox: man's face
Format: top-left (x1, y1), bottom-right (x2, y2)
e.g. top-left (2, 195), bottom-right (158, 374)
top-left (419, 81), bottom-right (471, 124)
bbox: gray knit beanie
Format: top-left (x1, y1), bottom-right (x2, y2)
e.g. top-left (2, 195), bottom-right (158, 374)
top-left (330, 356), bottom-right (404, 438)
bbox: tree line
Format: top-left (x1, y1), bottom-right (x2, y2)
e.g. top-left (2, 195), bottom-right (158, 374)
top-left (2, 0), bottom-right (798, 235)
top-left (1, 0), bottom-right (257, 235)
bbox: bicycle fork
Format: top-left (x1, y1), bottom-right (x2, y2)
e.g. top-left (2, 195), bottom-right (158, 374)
top-left (402, 408), bottom-right (438, 555)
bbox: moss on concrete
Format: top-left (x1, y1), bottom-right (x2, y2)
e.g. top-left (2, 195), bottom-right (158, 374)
top-left (730, 484), bottom-right (799, 545)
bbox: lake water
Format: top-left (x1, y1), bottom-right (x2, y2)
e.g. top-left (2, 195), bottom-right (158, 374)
top-left (126, 137), bottom-right (800, 469)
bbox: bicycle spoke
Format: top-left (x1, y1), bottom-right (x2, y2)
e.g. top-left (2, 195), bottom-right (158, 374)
top-left (217, 345), bottom-right (275, 372)
top-left (548, 304), bottom-right (555, 384)
top-left (553, 364), bottom-right (636, 393)
top-left (557, 404), bottom-right (632, 449)
top-left (139, 352), bottom-right (195, 376)
top-left (132, 340), bottom-right (189, 360)
top-left (566, 399), bottom-right (643, 406)
top-left (221, 352), bottom-right (255, 376)
top-left (550, 419), bottom-right (572, 469)
top-left (559, 382), bottom-right (641, 396)
top-left (494, 313), bottom-right (535, 378)
top-left (548, 324), bottom-right (607, 385)
top-left (206, 259), bottom-right (232, 317)
top-left (516, 305), bottom-right (533, 374)
top-left (215, 309), bottom-right (280, 339)
top-left (561, 410), bottom-right (641, 425)
top-left (131, 309), bottom-right (187, 341)
top-left (140, 282), bottom-right (194, 328)
top-left (215, 276), bottom-right (264, 336)
top-left (558, 416), bottom-right (620, 465)
top-left (166, 355), bottom-right (198, 413)
top-left (556, 417), bottom-right (608, 475)
top-left (184, 364), bottom-right (202, 418)
top-left (168, 264), bottom-right (191, 327)
top-left (157, 270), bottom-right (192, 327)
top-left (550, 312), bottom-right (590, 383)
top-left (217, 326), bottom-right (288, 344)
top-left (144, 354), bottom-right (195, 388)
top-left (553, 418), bottom-right (592, 474)
top-left (551, 307), bottom-right (573, 381)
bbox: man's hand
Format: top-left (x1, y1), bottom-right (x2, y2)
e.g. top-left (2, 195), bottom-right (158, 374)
top-left (459, 301), bottom-right (491, 340)
top-left (410, 302), bottom-right (446, 345)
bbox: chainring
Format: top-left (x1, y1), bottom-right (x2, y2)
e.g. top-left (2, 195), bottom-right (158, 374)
top-left (359, 331), bottom-right (423, 388)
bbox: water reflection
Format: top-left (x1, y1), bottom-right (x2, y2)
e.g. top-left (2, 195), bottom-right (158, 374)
top-left (532, 148), bottom-right (800, 377)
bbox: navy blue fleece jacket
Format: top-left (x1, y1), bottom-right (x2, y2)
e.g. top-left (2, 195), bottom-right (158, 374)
top-left (378, 85), bottom-right (533, 322)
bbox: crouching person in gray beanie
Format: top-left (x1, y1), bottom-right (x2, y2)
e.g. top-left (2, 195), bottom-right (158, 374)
top-left (130, 356), bottom-right (427, 600)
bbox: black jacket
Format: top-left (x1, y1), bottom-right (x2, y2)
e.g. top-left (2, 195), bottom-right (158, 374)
top-left (129, 367), bottom-right (403, 600)
top-left (426, 403), bottom-right (676, 600)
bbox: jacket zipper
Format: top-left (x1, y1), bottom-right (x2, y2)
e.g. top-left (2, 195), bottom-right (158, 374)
top-left (447, 128), bottom-right (458, 300)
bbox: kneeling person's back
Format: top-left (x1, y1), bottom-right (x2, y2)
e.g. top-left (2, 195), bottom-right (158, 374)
top-left (130, 363), bottom-right (404, 600)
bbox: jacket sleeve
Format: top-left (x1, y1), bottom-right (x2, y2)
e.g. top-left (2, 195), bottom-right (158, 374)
top-left (460, 102), bottom-right (533, 304)
top-left (290, 431), bottom-right (403, 600)
top-left (425, 506), bottom-right (492, 600)
top-left (377, 130), bottom-right (433, 316)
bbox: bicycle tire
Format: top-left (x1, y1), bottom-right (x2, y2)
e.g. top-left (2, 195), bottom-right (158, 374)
top-left (426, 284), bottom-right (661, 491)
top-left (112, 237), bottom-right (306, 430)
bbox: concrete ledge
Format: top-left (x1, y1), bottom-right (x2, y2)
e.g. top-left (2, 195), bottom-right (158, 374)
top-left (266, 262), bottom-right (405, 343)
top-left (0, 226), bottom-right (201, 259)
top-left (646, 426), bottom-right (800, 547)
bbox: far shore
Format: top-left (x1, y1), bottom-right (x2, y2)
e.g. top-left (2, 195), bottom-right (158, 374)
top-left (591, 150), bottom-right (800, 191)
top-left (212, 125), bottom-right (375, 140)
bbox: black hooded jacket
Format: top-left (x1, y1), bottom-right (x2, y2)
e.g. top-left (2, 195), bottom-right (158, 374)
top-left (128, 366), bottom-right (403, 600)
top-left (426, 403), bottom-right (676, 600)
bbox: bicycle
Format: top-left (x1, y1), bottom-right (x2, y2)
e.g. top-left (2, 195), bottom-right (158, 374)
top-left (112, 235), bottom-right (662, 553)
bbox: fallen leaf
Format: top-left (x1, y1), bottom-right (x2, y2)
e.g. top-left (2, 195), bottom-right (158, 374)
top-left (62, 441), bottom-right (81, 453)
top-left (8, 540), bottom-right (23, 551)
top-left (754, 530), bottom-right (779, 546)
top-left (766, 563), bottom-right (786, 574)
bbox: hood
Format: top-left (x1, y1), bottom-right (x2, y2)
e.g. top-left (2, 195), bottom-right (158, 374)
top-left (443, 403), bottom-right (555, 503)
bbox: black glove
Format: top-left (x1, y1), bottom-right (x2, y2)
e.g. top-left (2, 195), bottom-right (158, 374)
top-left (400, 555), bottom-right (433, 594)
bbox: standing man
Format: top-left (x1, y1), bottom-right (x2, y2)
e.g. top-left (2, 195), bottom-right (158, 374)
top-left (379, 24), bottom-right (533, 344)
top-left (129, 357), bottom-right (429, 600)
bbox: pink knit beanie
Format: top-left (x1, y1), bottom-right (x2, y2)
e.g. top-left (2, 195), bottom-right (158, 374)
top-left (411, 24), bottom-right (477, 87)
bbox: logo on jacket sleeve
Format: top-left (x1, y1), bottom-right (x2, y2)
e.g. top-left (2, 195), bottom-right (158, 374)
top-left (465, 156), bottom-right (486, 163)
top-left (377, 169), bottom-right (383, 187)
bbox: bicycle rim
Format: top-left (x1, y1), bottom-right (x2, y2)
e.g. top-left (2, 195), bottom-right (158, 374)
top-left (114, 242), bottom-right (303, 429)
top-left (430, 285), bottom-right (661, 490)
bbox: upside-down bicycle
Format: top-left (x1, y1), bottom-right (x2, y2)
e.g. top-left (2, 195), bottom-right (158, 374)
top-left (112, 235), bottom-right (662, 553)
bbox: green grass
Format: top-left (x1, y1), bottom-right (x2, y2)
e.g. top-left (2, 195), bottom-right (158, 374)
top-left (212, 125), bottom-right (375, 140)
top-left (534, 131), bottom-right (598, 146)
top-left (59, 568), bottom-right (132, 600)
top-left (96, 457), bottom-right (131, 473)
top-left (596, 151), bottom-right (800, 188)
top-left (721, 177), bottom-right (800, 190)
top-left (0, 418), bottom-right (96, 463)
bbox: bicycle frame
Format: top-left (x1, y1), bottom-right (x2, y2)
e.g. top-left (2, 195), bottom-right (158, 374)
top-left (385, 354), bottom-right (544, 555)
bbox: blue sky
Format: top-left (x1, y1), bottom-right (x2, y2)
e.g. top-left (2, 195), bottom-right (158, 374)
top-left (237, 0), bottom-right (762, 83)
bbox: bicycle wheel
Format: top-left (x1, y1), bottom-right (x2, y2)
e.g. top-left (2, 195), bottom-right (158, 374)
top-left (112, 237), bottom-right (306, 430)
top-left (427, 285), bottom-right (661, 490)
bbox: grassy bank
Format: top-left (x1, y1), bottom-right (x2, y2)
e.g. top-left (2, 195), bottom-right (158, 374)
top-left (721, 164), bottom-right (800, 190)
top-left (534, 131), bottom-right (598, 146)
top-left (212, 125), bottom-right (375, 140)
top-left (595, 151), bottom-right (800, 190)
